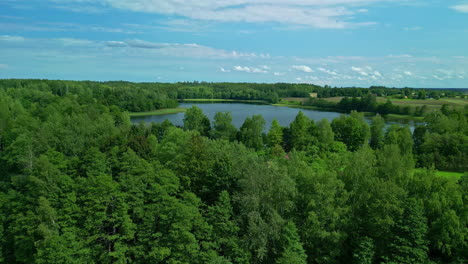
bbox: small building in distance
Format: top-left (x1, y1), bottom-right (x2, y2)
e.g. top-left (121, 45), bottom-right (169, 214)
top-left (309, 93), bottom-right (318, 98)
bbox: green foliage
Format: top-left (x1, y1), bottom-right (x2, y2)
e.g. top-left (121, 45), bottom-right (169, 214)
top-left (183, 105), bottom-right (211, 136)
top-left (352, 237), bottom-right (375, 264)
top-left (289, 111), bottom-right (315, 150)
top-left (315, 119), bottom-right (335, 151)
top-left (239, 115), bottom-right (266, 151)
top-left (386, 198), bottom-right (429, 264)
top-left (267, 119), bottom-right (283, 147)
top-left (0, 80), bottom-right (466, 264)
top-left (235, 159), bottom-right (295, 263)
top-left (370, 114), bottom-right (385, 149)
top-left (207, 191), bottom-right (250, 264)
top-left (417, 108), bottom-right (468, 172)
top-left (384, 125), bottom-right (414, 155)
top-left (331, 111), bottom-right (370, 151)
top-left (212, 112), bottom-right (237, 140)
top-left (276, 222), bottom-right (307, 264)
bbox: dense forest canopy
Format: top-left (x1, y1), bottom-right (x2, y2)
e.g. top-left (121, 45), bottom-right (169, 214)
top-left (0, 79), bottom-right (467, 263)
top-left (0, 79), bottom-right (465, 112)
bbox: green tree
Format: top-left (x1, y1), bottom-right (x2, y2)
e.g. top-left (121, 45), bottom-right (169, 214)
top-left (235, 159), bottom-right (295, 263)
top-left (290, 111), bottom-right (313, 150)
top-left (315, 119), bottom-right (334, 150)
top-left (386, 198), bottom-right (429, 264)
top-left (370, 114), bottom-right (385, 150)
top-left (207, 191), bottom-right (249, 264)
top-left (212, 112), bottom-right (237, 140)
top-left (331, 111), bottom-right (370, 151)
top-left (183, 106), bottom-right (211, 136)
top-left (352, 237), bottom-right (375, 264)
top-left (239, 115), bottom-right (265, 151)
top-left (276, 222), bottom-right (307, 264)
top-left (384, 125), bottom-right (414, 155)
top-left (267, 119), bottom-right (283, 147)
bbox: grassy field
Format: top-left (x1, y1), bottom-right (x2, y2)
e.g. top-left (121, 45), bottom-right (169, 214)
top-left (180, 98), bottom-right (268, 104)
top-left (273, 103), bottom-right (323, 110)
top-left (129, 107), bottom-right (186, 117)
top-left (414, 168), bottom-right (464, 180)
top-left (378, 97), bottom-right (467, 109)
top-left (320, 97), bottom-right (346, 103)
top-left (434, 171), bottom-right (465, 180)
top-left (385, 114), bottom-right (425, 121)
top-left (316, 96), bottom-right (467, 109)
top-left (281, 97), bottom-right (309, 102)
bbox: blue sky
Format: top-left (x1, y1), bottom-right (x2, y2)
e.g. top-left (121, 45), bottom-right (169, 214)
top-left (0, 0), bottom-right (467, 87)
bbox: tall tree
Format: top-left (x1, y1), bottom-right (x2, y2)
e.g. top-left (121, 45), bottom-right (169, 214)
top-left (207, 191), bottom-right (249, 264)
top-left (316, 119), bottom-right (334, 150)
top-left (276, 221), bottom-right (307, 264)
top-left (267, 119), bottom-right (283, 147)
top-left (370, 114), bottom-right (385, 150)
top-left (331, 111), bottom-right (370, 151)
top-left (290, 111), bottom-right (314, 150)
top-left (239, 115), bottom-right (265, 151)
top-left (212, 112), bottom-right (237, 140)
top-left (183, 106), bottom-right (211, 136)
top-left (386, 198), bottom-right (429, 264)
top-left (352, 237), bottom-right (375, 264)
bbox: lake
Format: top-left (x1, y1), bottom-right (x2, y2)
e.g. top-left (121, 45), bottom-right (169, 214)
top-left (131, 103), bottom-right (419, 131)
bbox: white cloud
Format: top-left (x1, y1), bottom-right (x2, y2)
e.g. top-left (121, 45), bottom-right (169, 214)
top-left (155, 19), bottom-right (210, 32)
top-left (433, 75), bottom-right (444, 80)
top-left (0, 22), bottom-right (140, 34)
top-left (373, 71), bottom-right (382, 77)
top-left (451, 4), bottom-right (468, 13)
top-left (54, 4), bottom-right (105, 13)
top-left (103, 39), bottom-right (265, 59)
top-left (306, 76), bottom-right (319, 81)
top-left (292, 65), bottom-right (314, 72)
top-left (318, 67), bottom-right (338, 75)
top-left (219, 67), bottom-right (231, 72)
top-left (50, 0), bottom-right (386, 28)
top-left (404, 71), bottom-right (413, 76)
top-left (233, 65), bottom-right (268, 73)
top-left (387, 54), bottom-right (412, 58)
top-left (105, 41), bottom-right (127, 47)
top-left (403, 26), bottom-right (422, 31)
top-left (0, 35), bottom-right (25, 42)
top-left (58, 38), bottom-right (94, 46)
top-left (273, 72), bottom-right (285, 76)
top-left (351, 66), bottom-right (368, 76)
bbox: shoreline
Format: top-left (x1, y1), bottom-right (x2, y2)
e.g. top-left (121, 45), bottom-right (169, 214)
top-left (129, 107), bottom-right (187, 117)
top-left (129, 99), bottom-right (425, 122)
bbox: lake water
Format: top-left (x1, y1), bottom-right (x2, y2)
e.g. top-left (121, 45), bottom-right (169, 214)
top-left (131, 103), bottom-right (419, 131)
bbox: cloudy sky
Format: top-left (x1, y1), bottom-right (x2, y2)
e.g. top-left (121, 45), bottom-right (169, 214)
top-left (0, 0), bottom-right (467, 87)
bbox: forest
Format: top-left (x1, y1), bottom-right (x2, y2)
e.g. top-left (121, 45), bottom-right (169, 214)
top-left (0, 79), bottom-right (465, 112)
top-left (0, 79), bottom-right (467, 263)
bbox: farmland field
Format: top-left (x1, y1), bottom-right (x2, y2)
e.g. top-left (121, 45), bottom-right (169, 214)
top-left (377, 97), bottom-right (467, 109)
top-left (312, 96), bottom-right (468, 109)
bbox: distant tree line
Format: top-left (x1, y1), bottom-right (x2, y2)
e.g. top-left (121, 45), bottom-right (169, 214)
top-left (0, 79), bottom-right (465, 113)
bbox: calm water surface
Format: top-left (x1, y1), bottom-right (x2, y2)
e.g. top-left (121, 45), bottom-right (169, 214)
top-left (131, 103), bottom-right (418, 131)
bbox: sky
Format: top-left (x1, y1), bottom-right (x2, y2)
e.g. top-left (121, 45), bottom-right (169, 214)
top-left (0, 0), bottom-right (467, 87)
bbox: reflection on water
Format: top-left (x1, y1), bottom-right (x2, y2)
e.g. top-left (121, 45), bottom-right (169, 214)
top-left (131, 103), bottom-right (420, 131)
